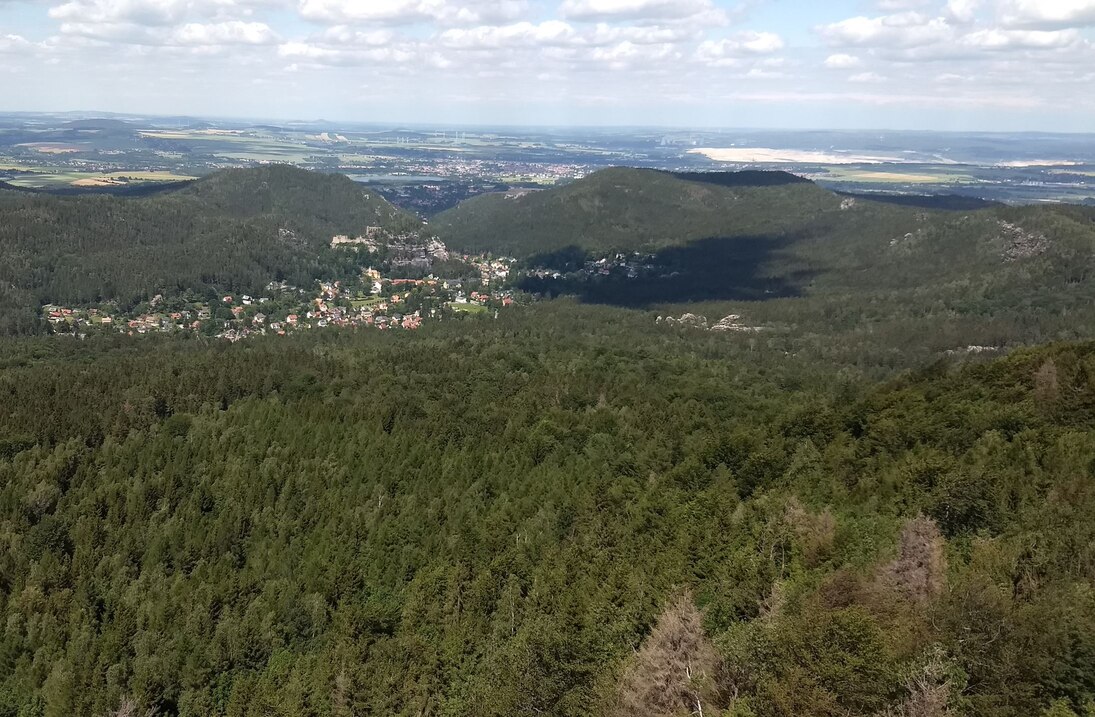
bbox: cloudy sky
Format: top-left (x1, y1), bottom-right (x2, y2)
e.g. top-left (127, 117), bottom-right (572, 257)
top-left (2, 0), bottom-right (1095, 130)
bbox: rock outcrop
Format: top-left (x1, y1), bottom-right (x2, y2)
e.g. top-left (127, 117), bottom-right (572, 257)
top-left (998, 220), bottom-right (1048, 261)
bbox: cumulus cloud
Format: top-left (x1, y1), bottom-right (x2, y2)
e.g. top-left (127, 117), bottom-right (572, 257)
top-left (876, 0), bottom-right (931, 9)
top-left (297, 0), bottom-right (444, 25)
top-left (1000, 0), bottom-right (1095, 29)
top-left (45, 0), bottom-right (287, 48)
top-left (696, 30), bottom-right (782, 59)
top-left (54, 18), bottom-right (279, 45)
top-left (296, 0), bottom-right (527, 26)
top-left (0, 33), bottom-right (35, 53)
top-left (49, 0), bottom-right (276, 26)
top-left (442, 0), bottom-right (528, 25)
top-left (848, 71), bottom-right (885, 82)
top-left (278, 39), bottom-right (435, 66)
top-left (172, 20), bottom-right (278, 44)
top-left (316, 26), bottom-right (396, 45)
top-left (438, 20), bottom-right (577, 49)
top-left (945, 0), bottom-right (979, 23)
top-left (817, 12), bottom-right (954, 48)
top-left (560, 0), bottom-right (721, 23)
top-left (823, 52), bottom-right (861, 68)
top-left (960, 27), bottom-right (1080, 49)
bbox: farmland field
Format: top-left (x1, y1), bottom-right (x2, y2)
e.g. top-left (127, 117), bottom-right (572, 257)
top-left (814, 167), bottom-right (976, 184)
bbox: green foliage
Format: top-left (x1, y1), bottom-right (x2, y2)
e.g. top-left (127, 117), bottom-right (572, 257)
top-left (0, 319), bottom-right (1092, 715)
top-left (433, 168), bottom-right (839, 257)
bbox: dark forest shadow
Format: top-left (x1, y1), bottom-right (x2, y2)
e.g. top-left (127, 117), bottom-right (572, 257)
top-left (668, 170), bottom-right (812, 188)
top-left (837, 191), bottom-right (1000, 211)
top-left (519, 234), bottom-right (813, 308)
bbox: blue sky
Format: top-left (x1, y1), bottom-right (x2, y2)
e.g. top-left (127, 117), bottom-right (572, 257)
top-left (2, 0), bottom-right (1094, 130)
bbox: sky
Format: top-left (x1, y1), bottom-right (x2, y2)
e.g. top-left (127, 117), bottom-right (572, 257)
top-left (1, 0), bottom-right (1095, 131)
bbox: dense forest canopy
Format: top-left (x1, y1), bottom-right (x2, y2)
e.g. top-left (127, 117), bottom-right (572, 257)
top-left (1, 166), bottom-right (1094, 717)
top-left (1, 312), bottom-right (1094, 716)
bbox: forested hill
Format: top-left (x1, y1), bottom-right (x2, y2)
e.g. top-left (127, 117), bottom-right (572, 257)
top-left (0, 320), bottom-right (1093, 716)
top-left (432, 167), bottom-right (838, 256)
top-left (176, 165), bottom-right (419, 232)
top-left (0, 165), bottom-right (422, 334)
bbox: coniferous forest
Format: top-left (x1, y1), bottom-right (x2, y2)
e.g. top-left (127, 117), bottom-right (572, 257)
top-left (1, 168), bottom-right (1094, 717)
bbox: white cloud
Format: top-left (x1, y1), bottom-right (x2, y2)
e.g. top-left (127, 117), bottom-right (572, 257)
top-left (49, 0), bottom-right (274, 26)
top-left (960, 27), bottom-right (1080, 49)
top-left (172, 20), bottom-right (278, 44)
top-left (823, 52), bottom-right (861, 68)
top-left (439, 20), bottom-right (576, 48)
top-left (1001, 0), bottom-right (1095, 29)
top-left (696, 31), bottom-right (782, 61)
top-left (0, 33), bottom-right (35, 53)
top-left (818, 12), bottom-right (954, 48)
top-left (298, 0), bottom-right (443, 24)
top-left (848, 71), bottom-right (885, 82)
top-left (277, 39), bottom-right (424, 65)
top-left (46, 0), bottom-right (286, 48)
top-left (945, 0), bottom-right (979, 23)
top-left (296, 0), bottom-right (528, 26)
top-left (441, 0), bottom-right (528, 25)
top-left (935, 71), bottom-right (973, 82)
top-left (317, 26), bottom-right (396, 45)
top-left (876, 0), bottom-right (930, 9)
top-left (586, 22), bottom-right (698, 45)
top-left (560, 0), bottom-right (721, 23)
top-left (589, 39), bottom-right (676, 67)
top-left (54, 18), bottom-right (279, 45)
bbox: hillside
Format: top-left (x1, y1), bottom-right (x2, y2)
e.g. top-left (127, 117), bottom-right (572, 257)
top-left (433, 167), bottom-right (1095, 367)
top-left (0, 320), bottom-right (1092, 716)
top-left (0, 165), bottom-right (422, 334)
top-left (432, 168), bottom-right (839, 256)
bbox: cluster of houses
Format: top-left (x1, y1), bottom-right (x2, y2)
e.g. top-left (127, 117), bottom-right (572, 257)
top-left (42, 256), bottom-right (519, 342)
top-left (473, 256), bottom-right (513, 285)
top-left (526, 252), bottom-right (654, 281)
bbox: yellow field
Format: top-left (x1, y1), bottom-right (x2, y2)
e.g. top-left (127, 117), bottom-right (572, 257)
top-left (70, 171), bottom-right (197, 187)
top-left (820, 169), bottom-right (974, 184)
top-left (71, 177), bottom-right (126, 187)
top-left (139, 131), bottom-right (227, 140)
top-left (16, 143), bottom-right (83, 154)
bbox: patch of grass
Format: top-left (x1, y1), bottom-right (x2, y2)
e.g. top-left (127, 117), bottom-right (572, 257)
top-left (6, 172), bottom-right (89, 188)
top-left (449, 303), bottom-right (487, 314)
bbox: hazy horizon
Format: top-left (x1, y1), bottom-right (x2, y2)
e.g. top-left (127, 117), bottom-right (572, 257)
top-left (8, 109), bottom-right (1095, 137)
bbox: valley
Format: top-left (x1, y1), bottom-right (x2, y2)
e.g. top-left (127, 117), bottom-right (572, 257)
top-left (4, 164), bottom-right (1094, 375)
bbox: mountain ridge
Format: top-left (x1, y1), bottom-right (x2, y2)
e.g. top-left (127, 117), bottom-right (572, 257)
top-left (433, 167), bottom-right (839, 256)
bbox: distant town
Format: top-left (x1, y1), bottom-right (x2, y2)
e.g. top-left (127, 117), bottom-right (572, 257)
top-left (43, 250), bottom-right (519, 341)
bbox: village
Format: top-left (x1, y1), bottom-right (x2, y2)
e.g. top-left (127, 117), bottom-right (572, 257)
top-left (42, 252), bottom-right (519, 341)
top-left (525, 251), bottom-right (657, 281)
